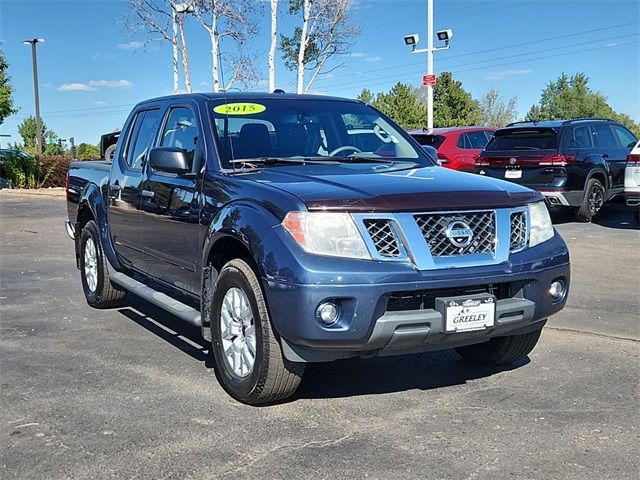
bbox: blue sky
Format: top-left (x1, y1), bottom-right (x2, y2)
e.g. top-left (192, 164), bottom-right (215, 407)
top-left (1, 0), bottom-right (638, 145)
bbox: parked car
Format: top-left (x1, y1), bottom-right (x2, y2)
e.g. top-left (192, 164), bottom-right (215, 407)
top-left (65, 92), bottom-right (570, 405)
top-left (477, 119), bottom-right (637, 222)
top-left (625, 140), bottom-right (640, 223)
top-left (408, 127), bottom-right (495, 172)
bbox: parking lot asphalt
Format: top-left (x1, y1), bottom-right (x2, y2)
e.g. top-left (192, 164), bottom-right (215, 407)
top-left (1, 194), bottom-right (638, 480)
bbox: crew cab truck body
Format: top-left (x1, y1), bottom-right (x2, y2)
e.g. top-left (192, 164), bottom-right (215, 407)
top-left (477, 119), bottom-right (637, 222)
top-left (65, 93), bottom-right (570, 405)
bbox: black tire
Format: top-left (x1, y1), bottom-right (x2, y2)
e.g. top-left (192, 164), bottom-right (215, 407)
top-left (454, 329), bottom-right (542, 365)
top-left (575, 178), bottom-right (605, 223)
top-left (79, 220), bottom-right (127, 308)
top-left (211, 259), bottom-right (304, 405)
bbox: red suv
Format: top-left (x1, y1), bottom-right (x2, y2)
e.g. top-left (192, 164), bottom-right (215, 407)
top-left (409, 127), bottom-right (495, 172)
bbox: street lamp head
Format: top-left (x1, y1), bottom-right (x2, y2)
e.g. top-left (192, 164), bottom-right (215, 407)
top-left (403, 34), bottom-right (420, 47)
top-left (436, 29), bottom-right (453, 44)
top-left (22, 38), bottom-right (45, 45)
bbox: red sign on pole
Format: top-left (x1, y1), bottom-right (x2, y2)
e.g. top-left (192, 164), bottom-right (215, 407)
top-left (422, 74), bottom-right (437, 87)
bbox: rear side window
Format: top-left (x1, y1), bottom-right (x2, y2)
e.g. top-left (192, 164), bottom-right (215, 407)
top-left (485, 129), bottom-right (558, 151)
top-left (611, 125), bottom-right (637, 148)
top-left (412, 134), bottom-right (445, 148)
top-left (590, 125), bottom-right (617, 147)
top-left (125, 109), bottom-right (161, 170)
top-left (466, 131), bottom-right (491, 149)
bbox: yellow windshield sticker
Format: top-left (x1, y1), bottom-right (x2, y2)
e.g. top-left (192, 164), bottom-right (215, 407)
top-left (213, 103), bottom-right (266, 115)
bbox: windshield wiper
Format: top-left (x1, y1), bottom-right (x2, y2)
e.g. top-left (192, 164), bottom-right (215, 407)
top-left (230, 157), bottom-right (330, 167)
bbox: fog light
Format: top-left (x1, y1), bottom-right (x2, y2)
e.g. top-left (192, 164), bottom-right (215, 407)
top-left (317, 302), bottom-right (339, 325)
top-left (549, 280), bottom-right (565, 299)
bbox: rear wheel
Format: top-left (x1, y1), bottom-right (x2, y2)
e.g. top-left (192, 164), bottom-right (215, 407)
top-left (211, 259), bottom-right (304, 405)
top-left (575, 178), bottom-right (605, 222)
top-left (455, 329), bottom-right (542, 365)
top-left (79, 220), bottom-right (127, 308)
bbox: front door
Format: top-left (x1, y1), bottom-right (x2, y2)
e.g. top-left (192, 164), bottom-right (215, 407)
top-left (108, 108), bottom-right (162, 270)
top-left (140, 105), bottom-right (203, 294)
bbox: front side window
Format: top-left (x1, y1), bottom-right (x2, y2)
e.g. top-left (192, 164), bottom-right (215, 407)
top-left (160, 107), bottom-right (200, 171)
top-left (590, 125), bottom-right (617, 148)
top-left (125, 109), bottom-right (161, 170)
top-left (210, 99), bottom-right (431, 169)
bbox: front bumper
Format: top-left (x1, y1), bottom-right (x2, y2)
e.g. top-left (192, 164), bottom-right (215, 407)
top-left (265, 237), bottom-right (570, 363)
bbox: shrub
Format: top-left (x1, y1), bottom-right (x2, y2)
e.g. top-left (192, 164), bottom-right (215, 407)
top-left (0, 153), bottom-right (73, 188)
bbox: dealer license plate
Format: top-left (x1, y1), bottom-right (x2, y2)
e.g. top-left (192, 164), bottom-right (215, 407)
top-left (505, 169), bottom-right (522, 179)
top-left (437, 294), bottom-right (496, 333)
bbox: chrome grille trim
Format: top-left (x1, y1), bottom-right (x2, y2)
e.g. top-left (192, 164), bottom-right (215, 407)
top-left (509, 211), bottom-right (527, 252)
top-left (414, 211), bottom-right (496, 257)
top-left (363, 219), bottom-right (402, 258)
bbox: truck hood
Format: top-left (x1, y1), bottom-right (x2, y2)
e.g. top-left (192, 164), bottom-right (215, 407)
top-left (241, 164), bottom-right (541, 212)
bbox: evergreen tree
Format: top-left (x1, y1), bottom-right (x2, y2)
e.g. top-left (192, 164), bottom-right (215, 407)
top-left (432, 72), bottom-right (480, 127)
top-left (0, 49), bottom-right (18, 125)
top-left (373, 82), bottom-right (426, 129)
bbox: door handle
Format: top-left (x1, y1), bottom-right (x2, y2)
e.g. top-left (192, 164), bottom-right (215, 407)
top-left (141, 189), bottom-right (155, 198)
top-left (602, 154), bottom-right (609, 160)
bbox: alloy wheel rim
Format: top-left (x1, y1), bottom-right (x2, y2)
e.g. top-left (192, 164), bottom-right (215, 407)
top-left (589, 186), bottom-right (603, 215)
top-left (84, 238), bottom-right (98, 293)
top-left (220, 287), bottom-right (256, 378)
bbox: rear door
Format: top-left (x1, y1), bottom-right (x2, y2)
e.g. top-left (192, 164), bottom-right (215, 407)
top-left (478, 128), bottom-right (561, 187)
top-left (140, 103), bottom-right (204, 294)
top-left (108, 107), bottom-right (162, 270)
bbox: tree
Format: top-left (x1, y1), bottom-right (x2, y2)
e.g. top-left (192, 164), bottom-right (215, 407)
top-left (76, 143), bottom-right (101, 159)
top-left (432, 72), bottom-right (480, 127)
top-left (526, 72), bottom-right (640, 136)
top-left (373, 83), bottom-right (426, 130)
top-left (191, 0), bottom-right (259, 92)
top-left (18, 116), bottom-right (48, 150)
top-left (357, 88), bottom-right (373, 104)
top-left (268, 0), bottom-right (278, 92)
top-left (0, 49), bottom-right (18, 125)
top-left (126, 0), bottom-right (193, 92)
top-left (478, 88), bottom-right (518, 128)
top-left (281, 0), bottom-right (359, 93)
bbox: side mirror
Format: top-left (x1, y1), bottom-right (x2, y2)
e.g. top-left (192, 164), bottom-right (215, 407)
top-left (148, 147), bottom-right (190, 174)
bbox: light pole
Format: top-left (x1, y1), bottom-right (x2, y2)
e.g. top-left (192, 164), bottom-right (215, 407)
top-left (403, 0), bottom-right (452, 130)
top-left (22, 38), bottom-right (45, 155)
top-left (172, 2), bottom-right (194, 93)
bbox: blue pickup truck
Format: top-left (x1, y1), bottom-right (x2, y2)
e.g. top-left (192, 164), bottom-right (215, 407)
top-left (65, 92), bottom-right (570, 405)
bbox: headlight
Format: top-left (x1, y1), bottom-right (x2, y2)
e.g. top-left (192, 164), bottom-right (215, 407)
top-left (282, 211), bottom-right (371, 259)
top-left (528, 201), bottom-right (554, 247)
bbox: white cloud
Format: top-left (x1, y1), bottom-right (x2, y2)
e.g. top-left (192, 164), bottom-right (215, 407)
top-left (88, 80), bottom-right (132, 89)
top-left (58, 79), bottom-right (132, 92)
top-left (118, 41), bottom-right (144, 50)
top-left (483, 69), bottom-right (533, 81)
top-left (91, 101), bottom-right (108, 107)
top-left (364, 56), bottom-right (383, 62)
top-left (606, 42), bottom-right (619, 47)
top-left (59, 83), bottom-right (97, 92)
top-left (350, 52), bottom-right (365, 58)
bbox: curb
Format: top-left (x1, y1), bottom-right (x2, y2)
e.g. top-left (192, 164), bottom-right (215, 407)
top-left (0, 188), bottom-right (66, 200)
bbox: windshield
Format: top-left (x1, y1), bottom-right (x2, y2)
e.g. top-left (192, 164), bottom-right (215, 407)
top-left (209, 98), bottom-right (432, 169)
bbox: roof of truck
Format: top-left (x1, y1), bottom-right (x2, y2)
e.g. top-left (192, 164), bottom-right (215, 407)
top-left (140, 91), bottom-right (362, 105)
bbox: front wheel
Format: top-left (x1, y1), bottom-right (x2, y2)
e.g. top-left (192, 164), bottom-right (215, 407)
top-left (575, 178), bottom-right (605, 222)
top-left (211, 259), bottom-right (304, 405)
top-left (454, 329), bottom-right (542, 365)
top-left (79, 220), bottom-right (127, 308)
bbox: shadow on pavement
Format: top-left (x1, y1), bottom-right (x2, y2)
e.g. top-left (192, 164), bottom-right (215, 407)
top-left (549, 200), bottom-right (639, 230)
top-left (117, 295), bottom-right (526, 400)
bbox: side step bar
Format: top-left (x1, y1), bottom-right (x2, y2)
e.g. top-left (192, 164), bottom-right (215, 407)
top-left (109, 270), bottom-right (201, 327)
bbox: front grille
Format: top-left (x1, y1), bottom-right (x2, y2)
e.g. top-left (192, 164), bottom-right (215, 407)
top-left (510, 211), bottom-right (527, 251)
top-left (414, 211), bottom-right (496, 257)
top-left (363, 219), bottom-right (401, 257)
